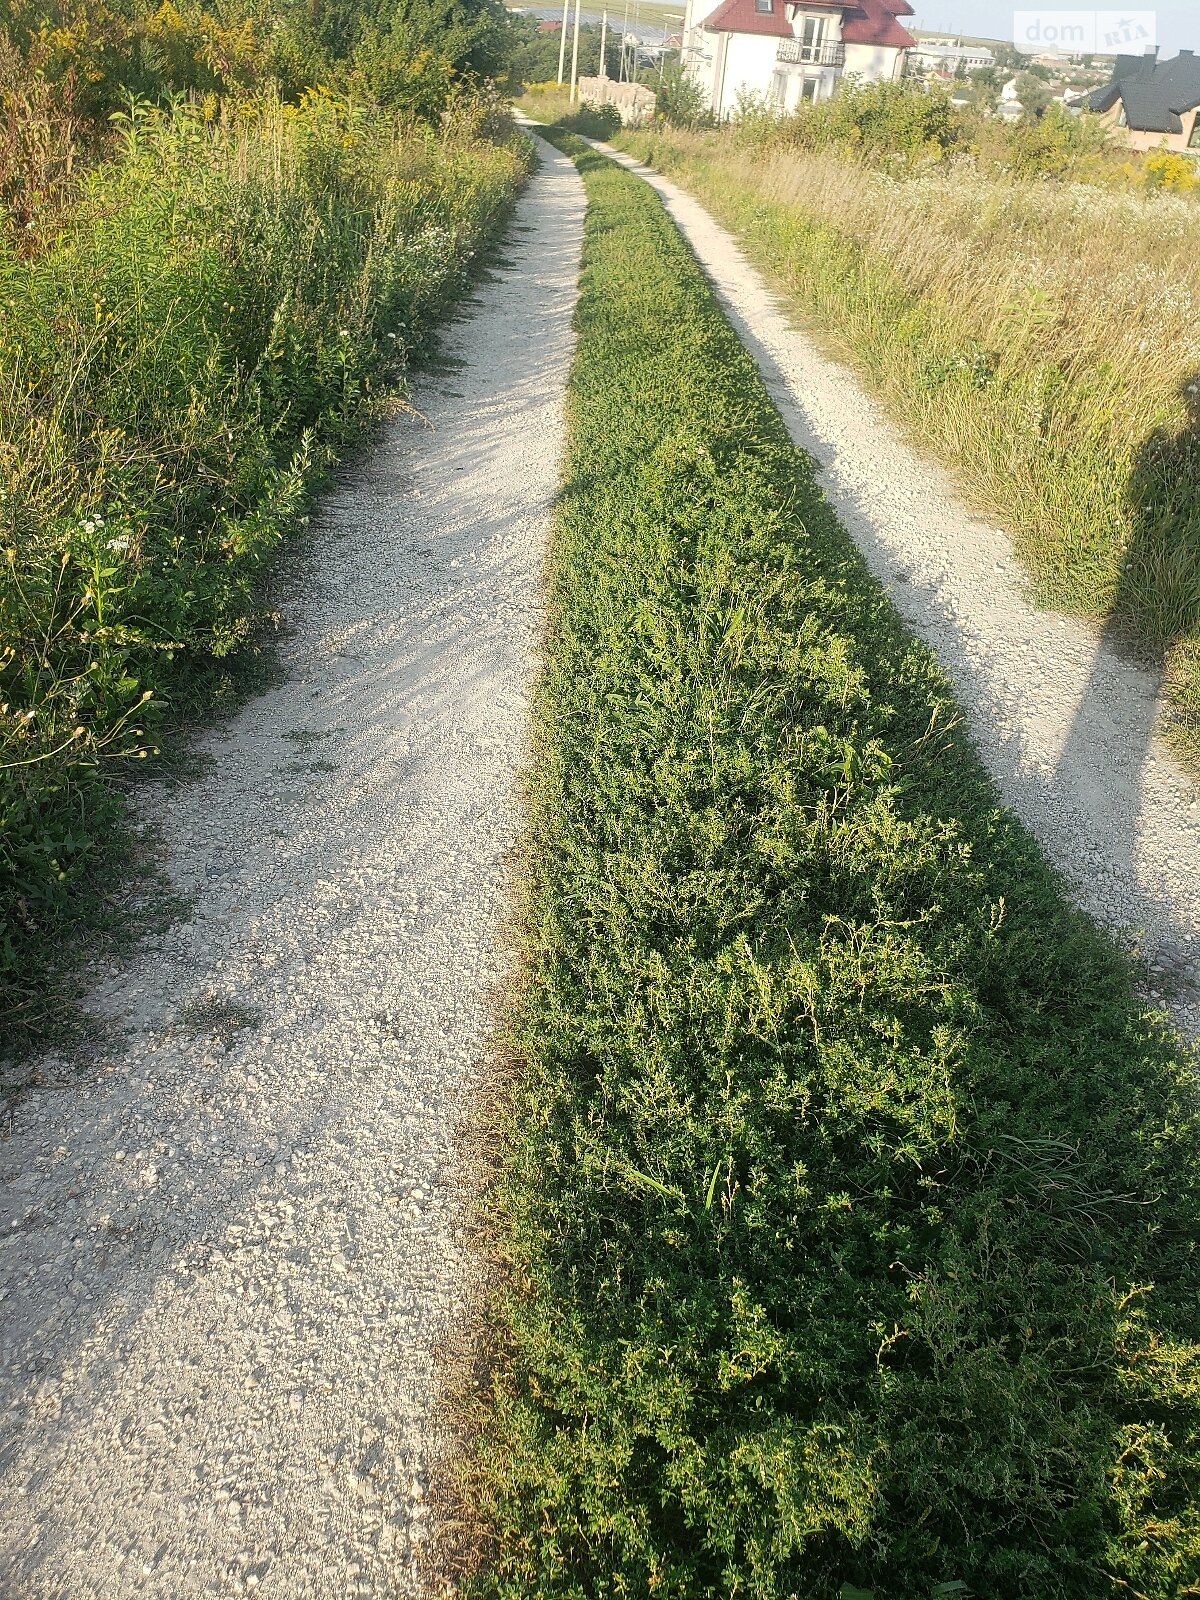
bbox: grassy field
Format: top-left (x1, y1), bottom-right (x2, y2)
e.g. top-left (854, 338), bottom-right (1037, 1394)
top-left (467, 134), bottom-right (1200, 1600)
top-left (607, 122), bottom-right (1200, 762)
top-left (0, 96), bottom-right (528, 1047)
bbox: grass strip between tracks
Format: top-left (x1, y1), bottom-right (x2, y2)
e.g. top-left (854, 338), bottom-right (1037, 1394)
top-left (468, 135), bottom-right (1200, 1600)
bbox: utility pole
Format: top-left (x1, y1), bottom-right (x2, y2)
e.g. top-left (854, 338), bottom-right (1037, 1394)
top-left (620, 0), bottom-right (631, 79)
top-left (569, 0), bottom-right (583, 100)
top-left (557, 0), bottom-right (570, 83)
top-left (600, 8), bottom-right (608, 76)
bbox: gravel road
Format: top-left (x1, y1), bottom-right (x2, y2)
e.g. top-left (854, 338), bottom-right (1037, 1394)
top-left (590, 138), bottom-right (1200, 1041)
top-left (0, 136), bottom-right (584, 1600)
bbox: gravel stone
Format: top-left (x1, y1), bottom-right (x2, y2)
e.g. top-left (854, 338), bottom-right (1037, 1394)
top-left (0, 139), bottom-right (584, 1599)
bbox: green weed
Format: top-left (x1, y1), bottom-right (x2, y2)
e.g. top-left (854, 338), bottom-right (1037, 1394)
top-left (0, 93), bottom-right (529, 1042)
top-left (468, 138), bottom-right (1200, 1600)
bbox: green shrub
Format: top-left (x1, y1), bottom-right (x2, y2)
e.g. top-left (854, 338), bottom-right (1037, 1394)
top-left (786, 78), bottom-right (963, 164)
top-left (1005, 102), bottom-right (1104, 179)
top-left (656, 58), bottom-right (713, 129)
top-left (556, 101), bottom-right (622, 140)
top-left (468, 138), bottom-right (1200, 1600)
top-left (0, 0), bottom-right (520, 159)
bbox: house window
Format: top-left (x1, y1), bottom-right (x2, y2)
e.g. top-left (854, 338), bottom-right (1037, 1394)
top-left (754, 0), bottom-right (773, 12)
top-left (771, 69), bottom-right (788, 106)
top-left (800, 13), bottom-right (825, 48)
top-left (800, 75), bottom-right (819, 100)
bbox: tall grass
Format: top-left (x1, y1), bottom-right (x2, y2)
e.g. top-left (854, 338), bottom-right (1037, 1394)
top-left (0, 92), bottom-right (528, 1040)
top-left (612, 124), bottom-right (1200, 755)
top-left (468, 135), bottom-right (1200, 1600)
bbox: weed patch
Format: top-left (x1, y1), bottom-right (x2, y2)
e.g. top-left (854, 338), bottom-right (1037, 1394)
top-left (469, 138), bottom-right (1200, 1600)
top-left (0, 97), bottom-right (529, 1043)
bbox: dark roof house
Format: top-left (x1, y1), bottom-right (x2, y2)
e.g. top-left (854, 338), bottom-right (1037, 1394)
top-left (1088, 49), bottom-right (1200, 146)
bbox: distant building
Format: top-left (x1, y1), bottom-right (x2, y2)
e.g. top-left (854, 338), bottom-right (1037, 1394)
top-left (680, 0), bottom-right (916, 118)
top-left (1088, 49), bottom-right (1200, 152)
top-left (910, 37), bottom-right (995, 73)
top-left (994, 75), bottom-right (1023, 119)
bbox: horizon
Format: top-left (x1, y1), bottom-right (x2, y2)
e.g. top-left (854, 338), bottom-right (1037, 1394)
top-left (909, 3), bottom-right (1193, 54)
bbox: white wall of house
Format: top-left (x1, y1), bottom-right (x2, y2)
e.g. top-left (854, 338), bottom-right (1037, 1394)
top-left (769, 63), bottom-right (839, 108)
top-left (843, 42), bottom-right (906, 80)
top-left (716, 32), bottom-right (786, 114)
top-left (680, 0), bottom-right (723, 108)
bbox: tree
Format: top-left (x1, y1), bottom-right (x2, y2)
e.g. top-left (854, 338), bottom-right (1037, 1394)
top-left (969, 65), bottom-right (1000, 111)
top-left (656, 58), bottom-right (710, 127)
top-left (505, 13), bottom-right (617, 87)
top-left (991, 40), bottom-right (1029, 72)
top-left (1015, 68), bottom-right (1052, 116)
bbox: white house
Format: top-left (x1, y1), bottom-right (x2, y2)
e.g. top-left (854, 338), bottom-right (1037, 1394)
top-left (909, 38), bottom-right (996, 74)
top-left (681, 0), bottom-right (916, 118)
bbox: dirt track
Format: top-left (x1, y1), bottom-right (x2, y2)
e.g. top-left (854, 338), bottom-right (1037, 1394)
top-left (0, 136), bottom-right (584, 1600)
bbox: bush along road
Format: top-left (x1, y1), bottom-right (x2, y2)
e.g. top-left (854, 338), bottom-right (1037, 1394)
top-left (468, 137), bottom-right (1200, 1600)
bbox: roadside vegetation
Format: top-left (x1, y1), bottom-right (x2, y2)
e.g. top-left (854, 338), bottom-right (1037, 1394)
top-left (506, 14), bottom-right (619, 88)
top-left (0, 0), bottom-right (528, 1045)
top-left (469, 134), bottom-right (1200, 1600)
top-left (611, 81), bottom-right (1200, 760)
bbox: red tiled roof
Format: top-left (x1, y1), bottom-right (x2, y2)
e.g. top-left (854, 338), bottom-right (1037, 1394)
top-left (703, 0), bottom-right (792, 37)
top-left (841, 0), bottom-right (916, 47)
top-left (702, 0), bottom-right (915, 45)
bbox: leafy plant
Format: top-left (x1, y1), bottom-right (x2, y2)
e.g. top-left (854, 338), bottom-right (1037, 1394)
top-left (655, 58), bottom-right (713, 130)
top-left (784, 78), bottom-right (963, 165)
top-left (556, 101), bottom-right (622, 140)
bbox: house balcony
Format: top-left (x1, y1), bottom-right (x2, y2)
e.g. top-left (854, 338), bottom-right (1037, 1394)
top-left (775, 38), bottom-right (845, 66)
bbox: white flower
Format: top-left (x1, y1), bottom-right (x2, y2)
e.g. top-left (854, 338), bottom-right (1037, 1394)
top-left (106, 535), bottom-right (130, 553)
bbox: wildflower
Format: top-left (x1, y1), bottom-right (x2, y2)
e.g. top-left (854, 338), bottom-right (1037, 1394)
top-left (106, 535), bottom-right (130, 553)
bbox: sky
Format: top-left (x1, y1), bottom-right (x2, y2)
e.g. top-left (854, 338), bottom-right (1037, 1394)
top-left (909, 1), bottom-right (1195, 53)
